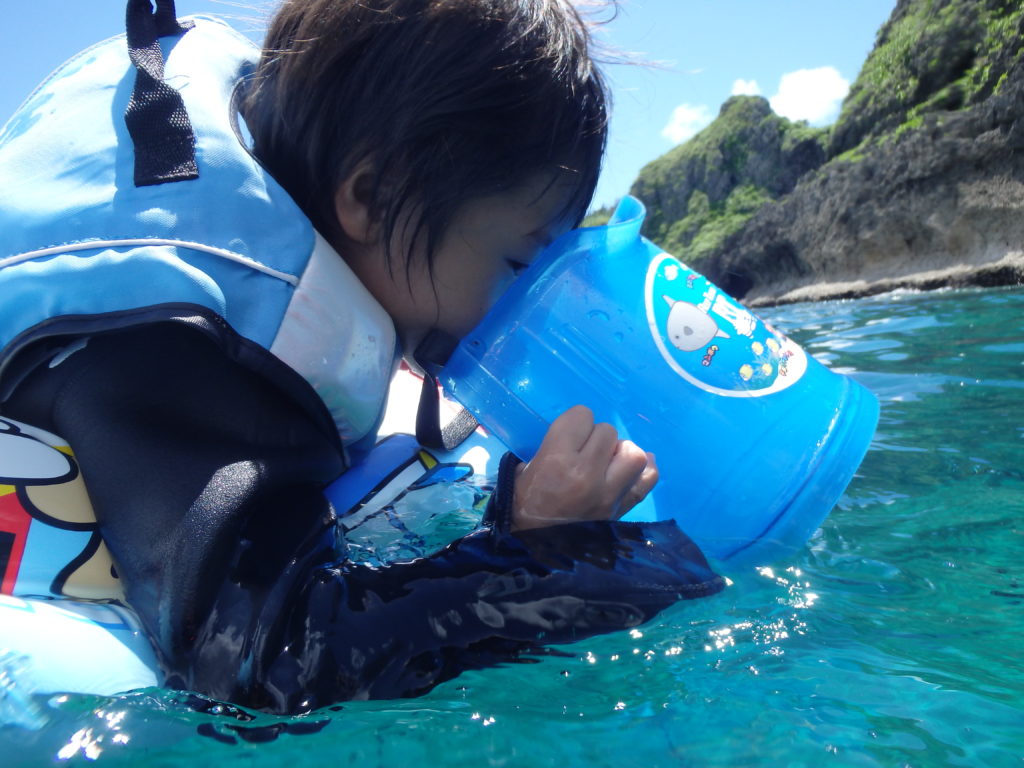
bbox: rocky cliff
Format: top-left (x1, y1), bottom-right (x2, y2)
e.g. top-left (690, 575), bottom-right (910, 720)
top-left (629, 95), bottom-right (826, 265)
top-left (631, 0), bottom-right (1024, 305)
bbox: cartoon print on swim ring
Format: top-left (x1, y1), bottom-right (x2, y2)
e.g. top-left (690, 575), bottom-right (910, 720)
top-left (0, 417), bottom-right (123, 601)
top-left (644, 252), bottom-right (808, 397)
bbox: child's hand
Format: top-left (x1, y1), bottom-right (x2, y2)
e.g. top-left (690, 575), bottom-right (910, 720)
top-left (511, 405), bottom-right (658, 531)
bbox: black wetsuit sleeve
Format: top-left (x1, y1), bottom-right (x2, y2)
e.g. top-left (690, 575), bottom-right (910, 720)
top-left (1, 323), bottom-right (724, 714)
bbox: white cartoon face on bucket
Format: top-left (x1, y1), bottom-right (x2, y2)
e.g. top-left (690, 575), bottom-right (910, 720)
top-left (645, 252), bottom-right (807, 396)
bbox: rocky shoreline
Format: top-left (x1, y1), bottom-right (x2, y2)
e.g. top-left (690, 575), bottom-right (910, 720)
top-left (703, 65), bottom-right (1024, 308)
top-left (745, 252), bottom-right (1024, 307)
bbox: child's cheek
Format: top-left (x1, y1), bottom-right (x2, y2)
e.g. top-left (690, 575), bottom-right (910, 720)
top-left (484, 269), bottom-right (518, 312)
top-left (454, 282), bottom-right (504, 338)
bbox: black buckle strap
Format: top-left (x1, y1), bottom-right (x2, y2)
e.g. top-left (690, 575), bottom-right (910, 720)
top-left (124, 0), bottom-right (198, 187)
top-left (413, 330), bottom-right (479, 452)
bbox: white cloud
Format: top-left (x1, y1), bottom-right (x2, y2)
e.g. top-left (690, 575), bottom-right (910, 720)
top-left (769, 67), bottom-right (849, 125)
top-left (658, 67), bottom-right (849, 146)
top-left (731, 79), bottom-right (761, 96)
top-left (661, 103), bottom-right (714, 144)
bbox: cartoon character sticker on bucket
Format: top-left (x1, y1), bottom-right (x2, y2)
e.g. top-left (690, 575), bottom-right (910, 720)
top-left (645, 252), bottom-right (807, 396)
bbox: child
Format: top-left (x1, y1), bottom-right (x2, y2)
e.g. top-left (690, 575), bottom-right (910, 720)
top-left (0, 0), bottom-right (723, 713)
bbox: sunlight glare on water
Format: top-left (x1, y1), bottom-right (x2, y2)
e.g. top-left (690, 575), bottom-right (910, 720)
top-left (2, 287), bottom-right (1022, 767)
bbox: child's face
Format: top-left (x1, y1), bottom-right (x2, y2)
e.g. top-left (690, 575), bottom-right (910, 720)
top-left (351, 174), bottom-right (577, 355)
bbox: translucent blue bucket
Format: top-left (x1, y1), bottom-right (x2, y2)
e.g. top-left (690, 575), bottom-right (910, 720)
top-left (441, 196), bottom-right (879, 565)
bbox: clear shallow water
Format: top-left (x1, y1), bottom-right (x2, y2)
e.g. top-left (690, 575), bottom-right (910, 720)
top-left (2, 287), bottom-right (1022, 767)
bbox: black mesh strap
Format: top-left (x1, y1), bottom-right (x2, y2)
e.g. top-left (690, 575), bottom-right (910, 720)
top-left (124, 0), bottom-right (198, 187)
top-left (413, 330), bottom-right (479, 452)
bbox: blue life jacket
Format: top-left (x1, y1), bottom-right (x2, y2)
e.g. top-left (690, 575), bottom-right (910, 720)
top-left (0, 11), bottom-right (398, 448)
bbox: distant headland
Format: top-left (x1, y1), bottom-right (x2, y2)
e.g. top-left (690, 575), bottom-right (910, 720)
top-left (604, 0), bottom-right (1024, 306)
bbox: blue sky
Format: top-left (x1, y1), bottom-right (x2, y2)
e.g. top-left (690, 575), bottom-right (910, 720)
top-left (2, 0), bottom-right (896, 210)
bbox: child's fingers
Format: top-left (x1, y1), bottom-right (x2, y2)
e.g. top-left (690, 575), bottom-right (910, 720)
top-left (540, 404), bottom-right (596, 453)
top-left (642, 452), bottom-right (658, 484)
top-left (604, 439), bottom-right (649, 494)
top-left (618, 452), bottom-right (659, 514)
top-left (579, 420), bottom-right (618, 463)
top-left (633, 451), bottom-right (659, 499)
top-left (515, 408), bottom-right (660, 530)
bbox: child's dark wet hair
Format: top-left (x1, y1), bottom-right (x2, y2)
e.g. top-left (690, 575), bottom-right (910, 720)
top-left (243, 0), bottom-right (609, 271)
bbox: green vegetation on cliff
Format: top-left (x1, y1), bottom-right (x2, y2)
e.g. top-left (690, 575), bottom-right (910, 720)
top-left (828, 0), bottom-right (1024, 154)
top-left (630, 95), bottom-right (826, 266)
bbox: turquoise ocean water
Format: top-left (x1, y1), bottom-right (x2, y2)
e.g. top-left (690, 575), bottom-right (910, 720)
top-left (2, 286), bottom-right (1022, 767)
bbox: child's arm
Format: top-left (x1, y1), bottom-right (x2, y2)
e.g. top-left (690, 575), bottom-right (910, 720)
top-left (2, 322), bottom-right (722, 714)
top-left (187, 509), bottom-right (719, 712)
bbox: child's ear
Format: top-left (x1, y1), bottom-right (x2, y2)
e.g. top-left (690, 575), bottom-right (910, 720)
top-left (334, 163), bottom-right (378, 244)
